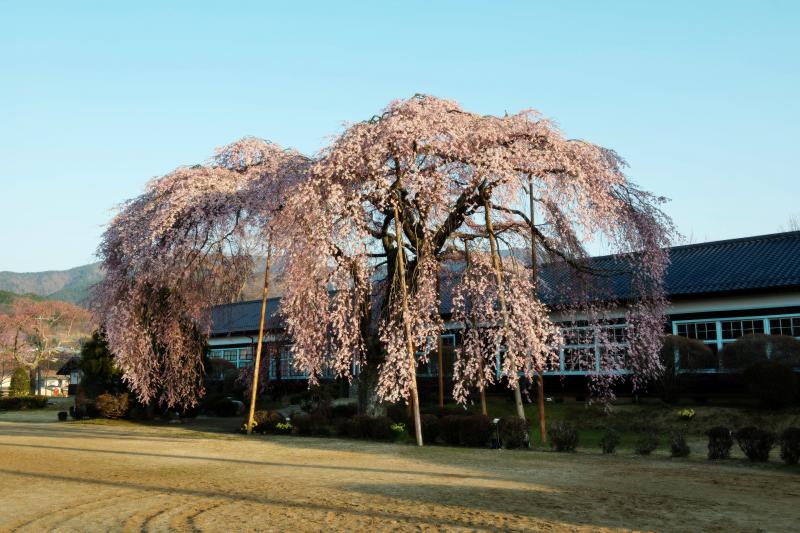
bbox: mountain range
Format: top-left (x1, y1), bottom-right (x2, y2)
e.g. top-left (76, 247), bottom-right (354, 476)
top-left (0, 263), bottom-right (104, 305)
top-left (0, 251), bottom-right (527, 307)
top-left (0, 259), bottom-right (278, 306)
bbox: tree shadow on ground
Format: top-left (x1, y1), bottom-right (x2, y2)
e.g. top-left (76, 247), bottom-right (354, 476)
top-left (340, 481), bottom-right (673, 531)
top-left (0, 416), bottom-right (242, 442)
top-left (0, 467), bottom-right (587, 531)
top-left (0, 441), bottom-right (508, 483)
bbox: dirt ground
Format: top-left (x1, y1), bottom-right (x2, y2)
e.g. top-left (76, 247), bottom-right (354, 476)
top-left (0, 416), bottom-right (798, 532)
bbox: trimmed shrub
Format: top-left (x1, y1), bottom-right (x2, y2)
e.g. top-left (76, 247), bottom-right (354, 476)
top-left (0, 395), bottom-right (48, 410)
top-left (743, 361), bottom-right (797, 409)
top-left (459, 415), bottom-right (492, 448)
top-left (217, 399), bottom-right (239, 417)
top-left (670, 432), bottom-right (691, 458)
top-left (253, 410), bottom-right (284, 434)
top-left (549, 422), bottom-right (578, 452)
top-left (390, 421), bottom-right (407, 440)
top-left (180, 404), bottom-right (199, 419)
top-left (31, 396), bottom-right (49, 408)
top-left (330, 403), bottom-right (358, 419)
top-left (352, 415), bottom-right (374, 439)
top-left (202, 394), bottom-right (239, 417)
top-left (291, 413), bottom-right (314, 436)
top-left (439, 416), bottom-right (463, 446)
top-left (498, 416), bottom-right (529, 449)
top-left (69, 397), bottom-right (98, 419)
top-left (420, 413), bottom-right (440, 443)
top-left (368, 416), bottom-right (394, 441)
top-left (779, 427), bottom-right (800, 465)
top-left (600, 429), bottom-right (620, 454)
top-left (706, 426), bottom-right (734, 460)
top-left (273, 421), bottom-right (293, 435)
top-left (292, 413), bottom-right (330, 436)
top-left (94, 393), bottom-right (129, 419)
top-left (334, 417), bottom-right (357, 438)
top-left (635, 431), bottom-right (659, 455)
top-left (722, 333), bottom-right (800, 369)
top-left (347, 415), bottom-right (393, 440)
top-left (658, 336), bottom-right (716, 402)
top-left (296, 384), bottom-right (334, 418)
top-left (734, 426), bottom-right (776, 462)
top-left (129, 404), bottom-right (154, 421)
top-left (9, 367), bottom-right (30, 396)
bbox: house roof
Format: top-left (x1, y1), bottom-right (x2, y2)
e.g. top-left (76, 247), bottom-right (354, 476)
top-left (56, 357), bottom-right (81, 375)
top-left (210, 231), bottom-right (800, 335)
top-left (545, 230), bottom-right (800, 301)
top-left (661, 230), bottom-right (800, 296)
top-left (210, 297), bottom-right (283, 336)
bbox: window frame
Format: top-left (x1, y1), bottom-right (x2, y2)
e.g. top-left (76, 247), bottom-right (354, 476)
top-left (671, 312), bottom-right (800, 372)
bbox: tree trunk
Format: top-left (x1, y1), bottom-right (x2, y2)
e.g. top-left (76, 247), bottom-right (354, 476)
top-left (357, 348), bottom-right (384, 416)
top-left (246, 245), bottom-right (272, 435)
top-left (393, 202), bottom-right (424, 446)
top-left (482, 188), bottom-right (526, 420)
top-left (478, 354), bottom-right (488, 416)
top-left (528, 175), bottom-right (547, 443)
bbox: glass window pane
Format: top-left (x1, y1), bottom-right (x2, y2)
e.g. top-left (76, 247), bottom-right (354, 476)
top-left (564, 347), bottom-right (594, 371)
top-left (677, 321), bottom-right (717, 341)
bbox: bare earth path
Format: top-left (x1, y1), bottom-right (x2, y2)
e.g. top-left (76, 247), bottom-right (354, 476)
top-left (0, 418), bottom-right (798, 532)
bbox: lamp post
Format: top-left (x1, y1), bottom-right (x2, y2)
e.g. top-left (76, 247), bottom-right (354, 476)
top-left (492, 418), bottom-right (501, 449)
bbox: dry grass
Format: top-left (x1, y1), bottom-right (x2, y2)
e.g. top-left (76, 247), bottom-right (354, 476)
top-left (0, 417), bottom-right (798, 532)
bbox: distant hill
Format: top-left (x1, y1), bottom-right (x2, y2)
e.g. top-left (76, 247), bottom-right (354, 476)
top-left (0, 289), bottom-right (45, 305)
top-left (0, 263), bottom-right (104, 306)
top-left (0, 259), bottom-right (279, 307)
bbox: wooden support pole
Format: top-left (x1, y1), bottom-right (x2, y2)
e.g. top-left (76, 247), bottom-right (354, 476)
top-left (436, 274), bottom-right (445, 409)
top-left (246, 245), bottom-right (272, 435)
top-left (482, 187), bottom-right (526, 420)
top-left (528, 175), bottom-right (547, 444)
top-left (393, 201), bottom-right (424, 446)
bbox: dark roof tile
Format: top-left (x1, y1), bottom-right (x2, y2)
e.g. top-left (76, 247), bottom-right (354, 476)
top-left (211, 231), bottom-right (800, 334)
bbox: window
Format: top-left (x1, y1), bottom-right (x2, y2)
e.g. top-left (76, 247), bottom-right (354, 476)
top-left (564, 328), bottom-right (593, 346)
top-left (278, 344), bottom-right (307, 378)
top-left (604, 326), bottom-right (626, 344)
top-left (557, 322), bottom-right (629, 373)
top-left (673, 313), bottom-right (800, 371)
top-left (676, 322), bottom-right (717, 341)
top-left (721, 319), bottom-right (764, 340)
top-left (417, 334), bottom-right (456, 377)
top-left (769, 316), bottom-right (800, 337)
top-left (208, 347), bottom-right (256, 369)
top-left (564, 347), bottom-right (595, 371)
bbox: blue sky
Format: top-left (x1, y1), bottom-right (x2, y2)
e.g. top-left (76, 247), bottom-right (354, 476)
top-left (1, 1), bottom-right (798, 272)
